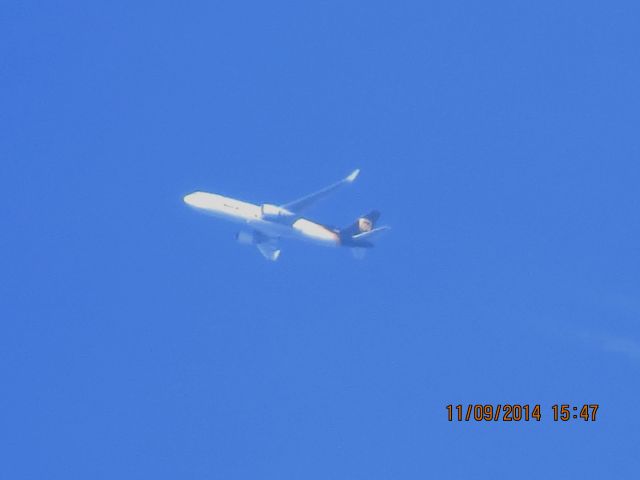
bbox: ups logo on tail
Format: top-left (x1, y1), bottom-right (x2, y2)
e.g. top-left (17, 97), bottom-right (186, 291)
top-left (358, 217), bottom-right (373, 232)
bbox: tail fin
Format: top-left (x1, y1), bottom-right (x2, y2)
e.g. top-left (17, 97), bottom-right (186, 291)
top-left (340, 211), bottom-right (389, 247)
top-left (340, 210), bottom-right (381, 238)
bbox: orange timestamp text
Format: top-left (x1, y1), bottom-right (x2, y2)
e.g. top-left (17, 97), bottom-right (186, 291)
top-left (446, 404), bottom-right (599, 422)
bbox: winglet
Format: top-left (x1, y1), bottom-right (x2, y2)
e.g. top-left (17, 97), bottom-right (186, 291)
top-left (257, 243), bottom-right (281, 261)
top-left (346, 169), bottom-right (360, 182)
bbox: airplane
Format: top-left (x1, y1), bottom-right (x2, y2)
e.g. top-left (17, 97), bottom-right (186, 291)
top-left (183, 169), bottom-right (389, 261)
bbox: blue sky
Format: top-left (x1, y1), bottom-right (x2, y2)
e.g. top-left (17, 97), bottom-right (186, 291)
top-left (2, 1), bottom-right (639, 478)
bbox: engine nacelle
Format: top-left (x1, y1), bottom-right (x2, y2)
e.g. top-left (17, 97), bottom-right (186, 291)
top-left (261, 203), bottom-right (292, 219)
top-left (235, 230), bottom-right (257, 245)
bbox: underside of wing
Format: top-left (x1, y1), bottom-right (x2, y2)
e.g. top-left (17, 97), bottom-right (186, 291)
top-left (236, 229), bottom-right (281, 260)
top-left (280, 169), bottom-right (359, 213)
top-left (256, 241), bottom-right (281, 261)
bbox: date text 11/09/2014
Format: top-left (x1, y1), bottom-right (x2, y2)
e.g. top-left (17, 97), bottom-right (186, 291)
top-left (446, 404), bottom-right (599, 422)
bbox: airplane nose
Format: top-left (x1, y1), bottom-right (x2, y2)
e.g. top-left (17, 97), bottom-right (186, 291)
top-left (182, 192), bottom-right (198, 207)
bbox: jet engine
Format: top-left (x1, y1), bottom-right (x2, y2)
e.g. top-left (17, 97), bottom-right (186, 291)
top-left (261, 204), bottom-right (293, 220)
top-left (235, 230), bottom-right (257, 245)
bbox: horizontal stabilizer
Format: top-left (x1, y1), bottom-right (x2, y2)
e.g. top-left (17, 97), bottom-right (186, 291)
top-left (352, 226), bottom-right (391, 243)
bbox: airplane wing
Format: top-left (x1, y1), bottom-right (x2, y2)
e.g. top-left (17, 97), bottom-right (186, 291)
top-left (280, 169), bottom-right (360, 213)
top-left (256, 241), bottom-right (281, 261)
top-left (237, 229), bottom-right (282, 260)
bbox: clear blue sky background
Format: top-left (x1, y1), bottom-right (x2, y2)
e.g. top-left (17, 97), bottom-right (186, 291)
top-left (2, 1), bottom-right (639, 478)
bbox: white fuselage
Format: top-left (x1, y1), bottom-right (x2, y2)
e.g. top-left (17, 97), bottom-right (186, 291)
top-left (183, 191), bottom-right (340, 246)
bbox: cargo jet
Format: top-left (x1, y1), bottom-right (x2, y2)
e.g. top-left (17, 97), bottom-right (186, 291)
top-left (183, 169), bottom-right (389, 260)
